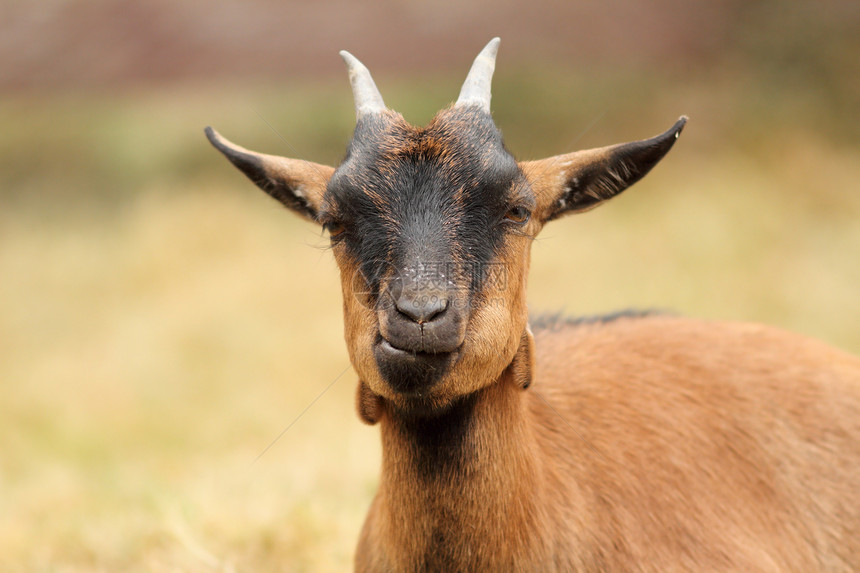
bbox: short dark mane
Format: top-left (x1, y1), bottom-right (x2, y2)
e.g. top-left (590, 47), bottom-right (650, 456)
top-left (530, 309), bottom-right (669, 331)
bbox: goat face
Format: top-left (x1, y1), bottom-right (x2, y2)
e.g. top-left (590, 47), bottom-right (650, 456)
top-left (320, 105), bottom-right (536, 412)
top-left (206, 38), bottom-right (685, 417)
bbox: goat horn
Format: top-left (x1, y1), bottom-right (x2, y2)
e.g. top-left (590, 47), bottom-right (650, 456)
top-left (339, 50), bottom-right (386, 118)
top-left (456, 37), bottom-right (501, 111)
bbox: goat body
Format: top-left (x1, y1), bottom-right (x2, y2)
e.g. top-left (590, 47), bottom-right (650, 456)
top-left (357, 316), bottom-right (860, 571)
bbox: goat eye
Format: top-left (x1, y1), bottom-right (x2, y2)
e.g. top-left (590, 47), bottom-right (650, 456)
top-left (324, 221), bottom-right (346, 238)
top-left (505, 205), bottom-right (531, 224)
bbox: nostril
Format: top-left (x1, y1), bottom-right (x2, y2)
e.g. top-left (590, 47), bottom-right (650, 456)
top-left (395, 293), bottom-right (449, 324)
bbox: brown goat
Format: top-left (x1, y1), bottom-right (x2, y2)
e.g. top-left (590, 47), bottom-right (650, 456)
top-left (206, 38), bottom-right (860, 572)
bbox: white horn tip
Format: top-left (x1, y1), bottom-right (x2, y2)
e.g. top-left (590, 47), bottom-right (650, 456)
top-left (456, 37), bottom-right (502, 111)
top-left (338, 49), bottom-right (386, 117)
top-left (484, 37), bottom-right (501, 55)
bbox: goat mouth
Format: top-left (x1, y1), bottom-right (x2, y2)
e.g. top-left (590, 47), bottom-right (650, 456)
top-left (379, 337), bottom-right (460, 357)
top-left (374, 337), bottom-right (459, 395)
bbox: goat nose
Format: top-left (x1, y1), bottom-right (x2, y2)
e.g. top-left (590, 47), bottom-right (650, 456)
top-left (395, 291), bottom-right (449, 324)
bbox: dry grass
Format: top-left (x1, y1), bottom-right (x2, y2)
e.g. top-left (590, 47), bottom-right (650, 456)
top-left (0, 188), bottom-right (376, 571)
top-left (1, 81), bottom-right (858, 571)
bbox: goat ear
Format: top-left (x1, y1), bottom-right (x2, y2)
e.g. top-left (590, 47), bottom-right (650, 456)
top-left (205, 127), bottom-right (334, 223)
top-left (521, 117), bottom-right (686, 223)
top-left (505, 327), bottom-right (535, 390)
top-left (356, 380), bottom-right (385, 425)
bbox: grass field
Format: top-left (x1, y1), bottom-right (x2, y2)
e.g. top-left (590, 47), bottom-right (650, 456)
top-left (1, 73), bottom-right (858, 570)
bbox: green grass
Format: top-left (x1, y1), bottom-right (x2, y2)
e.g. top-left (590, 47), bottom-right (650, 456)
top-left (1, 73), bottom-right (858, 570)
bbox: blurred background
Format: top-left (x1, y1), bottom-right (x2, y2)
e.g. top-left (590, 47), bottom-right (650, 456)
top-left (1, 0), bottom-right (858, 570)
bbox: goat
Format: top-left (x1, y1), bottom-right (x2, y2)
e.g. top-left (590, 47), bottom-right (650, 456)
top-left (206, 38), bottom-right (860, 572)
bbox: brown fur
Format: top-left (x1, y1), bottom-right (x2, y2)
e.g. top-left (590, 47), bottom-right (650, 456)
top-left (356, 316), bottom-right (860, 572)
